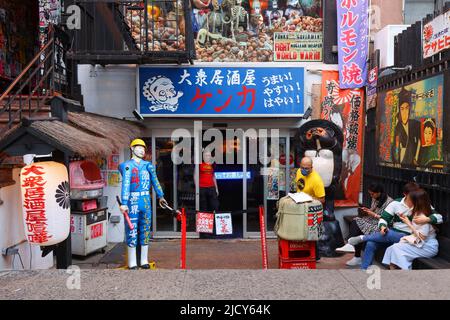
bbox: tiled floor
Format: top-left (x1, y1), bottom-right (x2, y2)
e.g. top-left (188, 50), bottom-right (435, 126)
top-left (72, 239), bottom-right (357, 270)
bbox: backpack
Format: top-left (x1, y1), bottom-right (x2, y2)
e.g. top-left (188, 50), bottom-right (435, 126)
top-left (274, 195), bottom-right (323, 241)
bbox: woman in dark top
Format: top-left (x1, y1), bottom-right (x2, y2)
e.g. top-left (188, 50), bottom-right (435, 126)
top-left (335, 183), bottom-right (393, 266)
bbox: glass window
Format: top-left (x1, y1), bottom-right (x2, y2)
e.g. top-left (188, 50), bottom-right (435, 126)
top-left (176, 138), bottom-right (196, 232)
top-left (246, 136), bottom-right (264, 232)
top-left (404, 0), bottom-right (435, 24)
top-left (246, 136), bottom-right (289, 233)
top-left (154, 138), bottom-right (176, 231)
top-left (192, 0), bottom-right (323, 62)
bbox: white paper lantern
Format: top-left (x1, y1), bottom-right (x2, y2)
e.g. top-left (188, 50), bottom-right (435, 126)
top-left (20, 161), bottom-right (70, 246)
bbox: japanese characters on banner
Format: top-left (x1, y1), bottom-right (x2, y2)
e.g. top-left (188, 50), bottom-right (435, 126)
top-left (138, 67), bottom-right (305, 116)
top-left (70, 215), bottom-right (83, 234)
top-left (367, 66), bottom-right (378, 110)
top-left (274, 32), bottom-right (323, 62)
top-left (320, 71), bottom-right (364, 206)
top-left (196, 212), bottom-right (214, 234)
top-left (20, 162), bottom-right (70, 246)
top-left (215, 213), bottom-right (233, 235)
top-left (367, 50), bottom-right (380, 110)
top-left (90, 223), bottom-right (103, 239)
top-left (423, 11), bottom-right (450, 59)
top-left (337, 0), bottom-right (369, 89)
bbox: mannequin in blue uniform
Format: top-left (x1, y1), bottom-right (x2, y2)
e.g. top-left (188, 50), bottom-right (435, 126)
top-left (119, 139), bottom-right (168, 269)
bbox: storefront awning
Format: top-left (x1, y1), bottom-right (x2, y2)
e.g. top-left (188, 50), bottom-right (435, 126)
top-left (0, 112), bottom-right (144, 158)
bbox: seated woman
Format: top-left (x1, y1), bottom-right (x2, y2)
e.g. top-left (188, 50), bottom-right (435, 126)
top-left (336, 183), bottom-right (393, 266)
top-left (382, 189), bottom-right (438, 270)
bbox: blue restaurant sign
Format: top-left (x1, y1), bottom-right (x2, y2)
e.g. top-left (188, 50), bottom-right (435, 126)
top-left (137, 66), bottom-right (305, 117)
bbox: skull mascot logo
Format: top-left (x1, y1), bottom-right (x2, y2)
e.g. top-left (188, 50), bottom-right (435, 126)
top-left (143, 76), bottom-right (184, 112)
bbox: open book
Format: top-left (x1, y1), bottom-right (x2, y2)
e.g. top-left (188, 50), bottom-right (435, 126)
top-left (288, 192), bottom-right (313, 204)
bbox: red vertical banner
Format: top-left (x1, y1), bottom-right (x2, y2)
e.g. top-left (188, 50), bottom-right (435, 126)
top-left (181, 208), bottom-right (186, 270)
top-left (259, 206), bottom-right (268, 270)
top-left (320, 70), bottom-right (365, 206)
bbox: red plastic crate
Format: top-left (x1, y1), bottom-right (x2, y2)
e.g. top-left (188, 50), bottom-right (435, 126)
top-left (278, 240), bottom-right (316, 260)
top-left (279, 258), bottom-right (316, 270)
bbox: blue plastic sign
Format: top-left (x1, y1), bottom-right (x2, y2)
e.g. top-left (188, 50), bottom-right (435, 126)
top-left (138, 66), bottom-right (305, 117)
top-left (214, 172), bottom-right (251, 180)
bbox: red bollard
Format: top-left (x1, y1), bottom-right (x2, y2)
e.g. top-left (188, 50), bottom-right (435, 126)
top-left (259, 205), bottom-right (268, 270)
top-left (181, 207), bottom-right (186, 269)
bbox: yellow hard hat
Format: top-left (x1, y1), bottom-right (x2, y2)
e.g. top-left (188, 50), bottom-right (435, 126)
top-left (130, 138), bottom-right (146, 149)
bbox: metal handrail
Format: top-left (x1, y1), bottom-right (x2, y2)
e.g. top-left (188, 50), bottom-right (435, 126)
top-left (0, 50), bottom-right (55, 117)
top-left (0, 24), bottom-right (73, 134)
top-left (0, 38), bottom-right (54, 105)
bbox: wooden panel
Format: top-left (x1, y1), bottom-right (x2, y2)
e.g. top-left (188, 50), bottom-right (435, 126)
top-left (311, 84), bottom-right (322, 120)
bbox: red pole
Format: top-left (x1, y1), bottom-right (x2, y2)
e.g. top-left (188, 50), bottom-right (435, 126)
top-left (181, 207), bottom-right (186, 269)
top-left (259, 205), bottom-right (268, 270)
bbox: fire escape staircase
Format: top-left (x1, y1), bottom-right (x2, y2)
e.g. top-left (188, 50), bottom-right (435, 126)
top-left (0, 25), bottom-right (80, 188)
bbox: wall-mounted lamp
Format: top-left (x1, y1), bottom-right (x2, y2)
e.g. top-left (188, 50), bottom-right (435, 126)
top-left (379, 65), bottom-right (412, 78)
top-left (133, 109), bottom-right (144, 121)
top-left (303, 107), bottom-right (313, 120)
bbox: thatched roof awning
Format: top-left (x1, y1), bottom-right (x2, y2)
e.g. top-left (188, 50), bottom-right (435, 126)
top-left (0, 112), bottom-right (145, 158)
top-left (68, 112), bottom-right (144, 151)
top-left (30, 120), bottom-right (116, 157)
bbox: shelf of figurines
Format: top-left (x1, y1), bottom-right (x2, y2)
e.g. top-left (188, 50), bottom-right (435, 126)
top-left (124, 0), bottom-right (323, 62)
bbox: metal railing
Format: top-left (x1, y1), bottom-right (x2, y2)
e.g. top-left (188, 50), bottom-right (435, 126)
top-left (67, 0), bottom-right (195, 64)
top-left (0, 25), bottom-right (71, 134)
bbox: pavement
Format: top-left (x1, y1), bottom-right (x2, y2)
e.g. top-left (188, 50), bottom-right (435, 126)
top-left (1, 269), bottom-right (450, 300)
top-left (1, 239), bottom-right (450, 300)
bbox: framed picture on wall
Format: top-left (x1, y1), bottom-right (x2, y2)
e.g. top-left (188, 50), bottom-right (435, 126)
top-left (376, 73), bottom-right (446, 172)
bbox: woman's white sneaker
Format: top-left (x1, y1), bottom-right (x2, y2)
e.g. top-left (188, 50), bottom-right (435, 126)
top-left (346, 257), bottom-right (362, 266)
top-left (335, 243), bottom-right (355, 253)
top-left (348, 235), bottom-right (364, 246)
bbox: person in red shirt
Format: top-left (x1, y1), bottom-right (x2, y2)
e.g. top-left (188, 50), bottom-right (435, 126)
top-left (195, 150), bottom-right (219, 212)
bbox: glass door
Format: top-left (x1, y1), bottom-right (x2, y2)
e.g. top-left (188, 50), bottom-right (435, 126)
top-left (151, 135), bottom-right (198, 238)
top-left (244, 132), bottom-right (291, 238)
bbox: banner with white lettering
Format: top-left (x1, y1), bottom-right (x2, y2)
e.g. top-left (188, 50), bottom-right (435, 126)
top-left (337, 0), bottom-right (369, 89)
top-left (274, 32), bottom-right (323, 62)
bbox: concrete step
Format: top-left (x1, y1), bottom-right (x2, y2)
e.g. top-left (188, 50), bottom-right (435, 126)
top-left (0, 110), bottom-right (50, 120)
top-left (0, 105), bottom-right (51, 112)
top-left (0, 95), bottom-right (52, 126)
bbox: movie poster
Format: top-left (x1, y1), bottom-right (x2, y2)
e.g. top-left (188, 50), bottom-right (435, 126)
top-left (266, 167), bottom-right (279, 200)
top-left (320, 71), bottom-right (364, 206)
top-left (108, 171), bottom-right (120, 187)
top-left (289, 168), bottom-right (298, 193)
top-left (377, 74), bottom-right (444, 171)
top-left (108, 153), bottom-right (120, 171)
